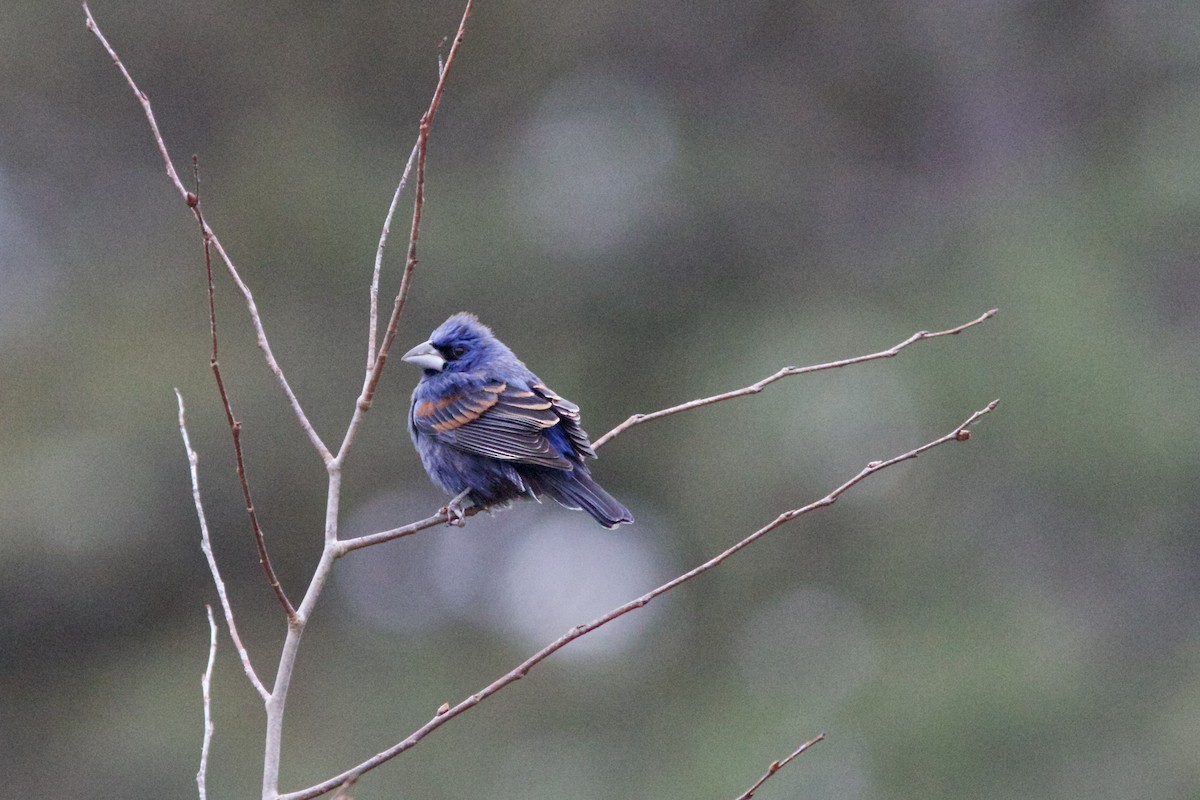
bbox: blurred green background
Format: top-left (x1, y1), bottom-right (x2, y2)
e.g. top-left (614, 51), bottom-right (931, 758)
top-left (3, 1), bottom-right (1199, 798)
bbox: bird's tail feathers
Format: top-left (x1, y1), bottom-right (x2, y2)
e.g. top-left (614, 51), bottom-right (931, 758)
top-left (539, 469), bottom-right (633, 529)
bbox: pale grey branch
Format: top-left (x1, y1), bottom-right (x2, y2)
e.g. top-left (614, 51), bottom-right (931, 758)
top-left (280, 399), bottom-right (999, 800)
top-left (197, 605), bottom-right (218, 800)
top-left (175, 390), bottom-right (269, 701)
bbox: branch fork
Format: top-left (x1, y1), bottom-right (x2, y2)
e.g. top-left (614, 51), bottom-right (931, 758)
top-left (86, 2), bottom-right (997, 798)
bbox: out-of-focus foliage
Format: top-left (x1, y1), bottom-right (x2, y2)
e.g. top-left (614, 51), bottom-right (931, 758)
top-left (3, 1), bottom-right (1199, 798)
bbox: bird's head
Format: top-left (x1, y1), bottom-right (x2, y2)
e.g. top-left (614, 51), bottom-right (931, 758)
top-left (401, 312), bottom-right (511, 375)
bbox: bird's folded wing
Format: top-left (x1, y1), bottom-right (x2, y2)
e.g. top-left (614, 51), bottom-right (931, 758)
top-left (532, 382), bottom-right (598, 459)
top-left (412, 380), bottom-right (575, 469)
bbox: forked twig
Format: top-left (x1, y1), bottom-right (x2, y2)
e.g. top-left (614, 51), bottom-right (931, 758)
top-left (176, 390), bottom-right (269, 701)
top-left (83, 1), bottom-right (332, 464)
top-left (733, 734), bottom-right (825, 800)
top-left (338, 0), bottom-right (474, 461)
top-left (89, 5), bottom-right (996, 797)
top-left (339, 309), bottom-right (999, 552)
top-left (364, 43), bottom-right (452, 375)
top-left (280, 400), bottom-right (998, 800)
top-left (593, 308), bottom-right (997, 449)
top-left (260, 6), bottom-right (476, 796)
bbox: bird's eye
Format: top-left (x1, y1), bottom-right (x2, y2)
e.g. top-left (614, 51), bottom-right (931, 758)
top-left (450, 345), bottom-right (467, 358)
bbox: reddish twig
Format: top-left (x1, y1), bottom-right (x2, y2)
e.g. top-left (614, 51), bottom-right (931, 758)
top-left (83, 1), bottom-right (332, 465)
top-left (192, 160), bottom-right (295, 621)
top-left (592, 308), bottom-right (998, 449)
top-left (733, 734), bottom-right (825, 800)
top-left (280, 399), bottom-right (998, 800)
top-left (338, 0), bottom-right (474, 461)
top-left (176, 390), bottom-right (269, 701)
top-left (197, 605), bottom-right (218, 800)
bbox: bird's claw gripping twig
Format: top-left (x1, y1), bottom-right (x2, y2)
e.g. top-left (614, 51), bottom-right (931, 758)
top-left (443, 489), bottom-right (472, 527)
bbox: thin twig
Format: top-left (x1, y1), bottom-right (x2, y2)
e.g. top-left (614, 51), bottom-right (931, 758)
top-left (380, 1), bottom-right (472, 373)
top-left (366, 139), bottom-right (421, 370)
top-left (364, 42), bottom-right (449, 370)
top-left (84, 1), bottom-right (331, 464)
top-left (197, 605), bottom-right (218, 800)
top-left (92, 6), bottom-right (994, 798)
top-left (259, 7), bottom-right (476, 797)
top-left (176, 389), bottom-right (270, 701)
top-left (732, 734), bottom-right (825, 800)
top-left (280, 399), bottom-right (998, 800)
top-left (592, 308), bottom-right (998, 449)
top-left (338, 0), bottom-right (474, 462)
top-left (337, 504), bottom-right (478, 555)
top-left (341, 310), bottom-right (998, 551)
top-left (192, 159), bottom-right (295, 621)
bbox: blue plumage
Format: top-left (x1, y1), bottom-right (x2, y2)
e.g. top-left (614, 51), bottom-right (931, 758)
top-left (402, 313), bottom-right (633, 528)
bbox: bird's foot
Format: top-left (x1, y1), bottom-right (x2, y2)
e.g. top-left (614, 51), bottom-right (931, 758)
top-left (442, 489), bottom-right (472, 527)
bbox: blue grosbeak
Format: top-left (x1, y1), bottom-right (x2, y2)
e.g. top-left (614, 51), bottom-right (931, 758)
top-left (402, 313), bottom-right (633, 528)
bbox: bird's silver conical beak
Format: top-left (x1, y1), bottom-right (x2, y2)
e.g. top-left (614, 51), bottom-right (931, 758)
top-left (401, 340), bottom-right (446, 372)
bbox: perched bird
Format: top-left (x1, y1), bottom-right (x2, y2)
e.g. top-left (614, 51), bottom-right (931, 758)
top-left (402, 312), bottom-right (633, 528)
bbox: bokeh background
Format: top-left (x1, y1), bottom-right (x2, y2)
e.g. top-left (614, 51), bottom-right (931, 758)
top-left (3, 1), bottom-right (1199, 798)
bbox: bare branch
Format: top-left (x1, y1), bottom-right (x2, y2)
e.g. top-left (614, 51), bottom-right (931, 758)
top-left (83, 2), bottom-right (332, 464)
top-left (364, 45), bottom-right (450, 375)
top-left (366, 139), bottom-right (420, 370)
top-left (732, 734), bottom-right (825, 800)
top-left (342, 310), bottom-right (998, 551)
top-left (338, 0), bottom-right (475, 462)
top-left (593, 308), bottom-right (998, 449)
top-left (337, 504), bottom-right (478, 555)
top-left (330, 774), bottom-right (358, 800)
top-left (192, 161), bottom-right (295, 621)
top-left (176, 389), bottom-right (270, 701)
top-left (280, 400), bottom-right (999, 800)
top-left (94, 7), bottom-right (994, 799)
top-left (197, 605), bottom-right (218, 800)
top-left (259, 6), bottom-right (476, 796)
top-left (382, 3), bottom-right (472, 362)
